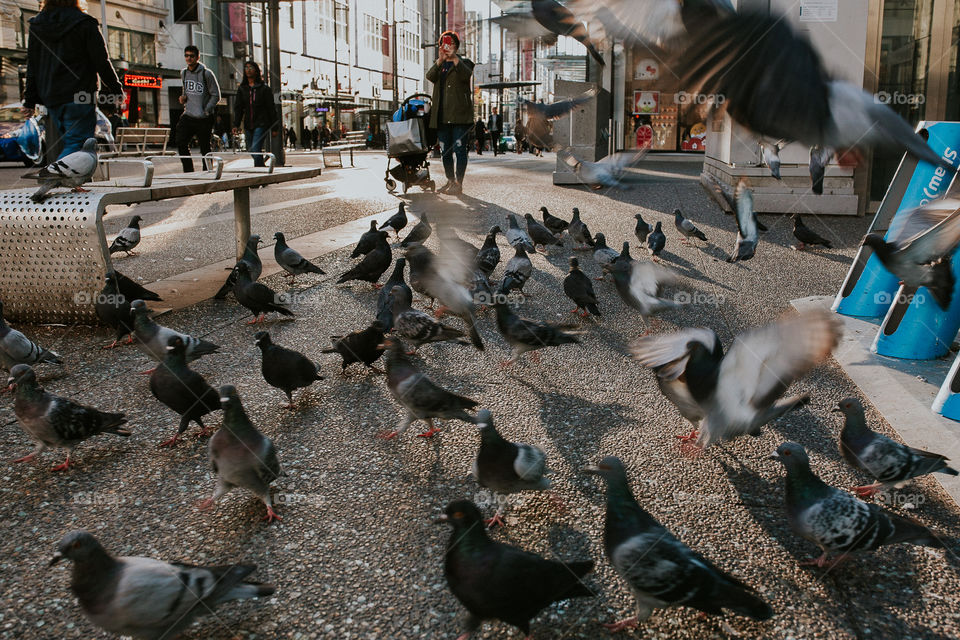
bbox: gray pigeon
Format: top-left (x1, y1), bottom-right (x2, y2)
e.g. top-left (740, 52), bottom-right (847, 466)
top-left (523, 213), bottom-right (562, 251)
top-left (274, 231), bottom-right (324, 283)
top-left (674, 209), bottom-right (707, 244)
top-left (592, 232), bottom-right (619, 274)
top-left (558, 149), bottom-right (647, 189)
top-left (400, 211), bottom-right (431, 247)
top-left (8, 364), bottom-right (129, 471)
top-left (836, 397), bottom-right (958, 498)
top-left (647, 221), bottom-right (666, 259)
top-left (215, 234), bottom-right (263, 300)
top-left (475, 225), bottom-right (502, 277)
top-left (391, 285), bottom-right (467, 352)
top-left (109, 215), bottom-right (142, 256)
top-left (25, 138), bottom-right (97, 202)
top-left (521, 88), bottom-right (598, 150)
top-left (810, 145), bottom-right (833, 195)
top-left (604, 259), bottom-right (680, 321)
top-left (505, 214), bottom-right (535, 253)
top-left (376, 258), bottom-right (410, 331)
top-left (201, 385), bottom-right (285, 523)
top-left (772, 442), bottom-right (945, 568)
top-left (728, 180), bottom-right (759, 262)
top-left (0, 299), bottom-right (62, 370)
top-left (379, 202), bottom-right (408, 238)
top-left (501, 246), bottom-right (532, 294)
top-left (493, 286), bottom-right (580, 367)
top-left (130, 299), bottom-right (220, 366)
top-left (50, 530), bottom-right (274, 639)
top-left (761, 140), bottom-right (784, 180)
top-left (568, 207), bottom-right (594, 248)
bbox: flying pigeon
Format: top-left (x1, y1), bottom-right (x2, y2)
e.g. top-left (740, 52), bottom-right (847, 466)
top-left (8, 364), bottom-right (129, 471)
top-left (563, 257), bottom-right (601, 318)
top-left (835, 397), bottom-right (958, 498)
top-left (585, 456), bottom-right (772, 631)
top-left (761, 141), bottom-right (784, 180)
top-left (792, 214), bottom-right (833, 251)
top-left (728, 180), bottom-right (759, 262)
top-left (351, 220), bottom-right (381, 258)
top-left (215, 234), bottom-right (263, 300)
top-left (472, 409), bottom-right (552, 527)
top-left (475, 225), bottom-right (502, 277)
top-left (25, 138), bottom-right (97, 202)
top-left (439, 499), bottom-right (595, 638)
top-left (113, 270), bottom-right (161, 302)
top-left (108, 215), bottom-right (142, 256)
top-left (233, 262), bottom-right (294, 324)
top-left (568, 207), bottom-right (594, 249)
top-left (540, 206), bottom-right (569, 235)
top-left (150, 336), bottom-right (221, 447)
top-left (376, 258), bottom-right (410, 331)
top-left (501, 245), bottom-right (532, 295)
top-left (472, 269), bottom-right (494, 310)
top-left (531, 0), bottom-right (604, 65)
top-left (49, 530), bottom-right (275, 639)
top-left (493, 287), bottom-right (580, 367)
top-left (489, 12), bottom-right (558, 44)
top-left (631, 310), bottom-right (842, 447)
top-left (379, 202), bottom-right (408, 238)
top-left (674, 209), bottom-right (707, 245)
top-left (559, 149), bottom-right (647, 189)
top-left (592, 232), bottom-right (619, 273)
top-left (0, 299), bottom-right (62, 370)
top-left (505, 214), bottom-right (535, 253)
top-left (861, 199), bottom-right (960, 310)
top-left (521, 88), bottom-right (598, 149)
top-left (337, 231), bottom-right (392, 289)
top-left (95, 272), bottom-right (136, 349)
top-left (400, 211), bottom-right (432, 247)
top-left (604, 259), bottom-right (680, 323)
top-left (810, 145), bottom-right (834, 195)
top-left (524, 213), bottom-right (562, 251)
top-left (391, 285), bottom-right (468, 352)
top-left (647, 221), bottom-right (666, 259)
top-left (130, 299), bottom-right (220, 365)
top-left (321, 321), bottom-right (386, 374)
top-left (200, 384), bottom-right (285, 523)
top-left (771, 442), bottom-right (945, 568)
top-left (634, 213), bottom-right (651, 243)
top-left (254, 331), bottom-right (324, 409)
top-left (274, 231), bottom-right (325, 283)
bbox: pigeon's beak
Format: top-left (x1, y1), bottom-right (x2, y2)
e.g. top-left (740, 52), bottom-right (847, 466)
top-left (433, 513), bottom-right (449, 524)
top-left (830, 406), bottom-right (843, 413)
top-left (767, 451), bottom-right (781, 461)
top-left (219, 397), bottom-right (230, 403)
top-left (48, 552), bottom-right (63, 567)
top-left (165, 346), bottom-right (174, 351)
top-left (582, 465), bottom-right (602, 475)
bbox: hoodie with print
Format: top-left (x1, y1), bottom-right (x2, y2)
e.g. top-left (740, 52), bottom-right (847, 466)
top-left (180, 62), bottom-right (221, 120)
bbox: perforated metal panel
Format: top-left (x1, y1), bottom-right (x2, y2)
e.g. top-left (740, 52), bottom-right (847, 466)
top-left (0, 191), bottom-right (109, 324)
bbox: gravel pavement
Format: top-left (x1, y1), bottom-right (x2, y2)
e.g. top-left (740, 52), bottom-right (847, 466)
top-left (1, 152), bottom-right (959, 640)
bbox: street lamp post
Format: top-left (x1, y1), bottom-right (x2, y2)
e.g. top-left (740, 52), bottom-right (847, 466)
top-left (391, 1), bottom-right (410, 115)
top-left (333, 1), bottom-right (348, 134)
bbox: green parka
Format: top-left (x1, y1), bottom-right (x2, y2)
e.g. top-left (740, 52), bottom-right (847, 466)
top-left (426, 55), bottom-right (475, 128)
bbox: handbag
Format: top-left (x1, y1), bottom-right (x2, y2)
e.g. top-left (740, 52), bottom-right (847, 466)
top-left (387, 118), bottom-right (427, 156)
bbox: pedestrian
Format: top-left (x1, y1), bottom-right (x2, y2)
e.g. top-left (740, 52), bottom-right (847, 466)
top-left (320, 124), bottom-right (330, 148)
top-left (515, 115), bottom-right (525, 155)
top-left (311, 125), bottom-right (320, 150)
top-left (487, 107), bottom-right (502, 156)
top-left (22, 0), bottom-right (124, 160)
top-left (176, 45), bottom-right (221, 172)
top-left (474, 117), bottom-right (486, 155)
top-left (286, 126), bottom-right (297, 149)
top-left (426, 30), bottom-right (475, 195)
top-left (233, 60), bottom-right (276, 168)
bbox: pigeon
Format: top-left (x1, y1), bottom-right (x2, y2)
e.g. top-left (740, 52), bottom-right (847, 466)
top-left (49, 530), bottom-right (275, 639)
top-left (634, 213), bottom-right (651, 243)
top-left (761, 141), bottom-right (784, 180)
top-left (149, 336), bottom-right (221, 447)
top-left (233, 262), bottom-right (294, 324)
top-left (585, 456), bottom-right (772, 631)
top-left (380, 337), bottom-right (478, 438)
top-left (861, 199), bottom-right (960, 310)
top-left (505, 214), bottom-right (535, 253)
top-left (391, 285), bottom-right (467, 352)
top-left (130, 299), bottom-right (220, 364)
top-left (0, 299), bottom-right (62, 370)
top-left (592, 232), bottom-right (619, 269)
top-left (215, 234), bottom-right (263, 300)
top-left (274, 231), bottom-right (325, 283)
top-left (95, 272), bottom-right (136, 349)
top-left (254, 331), bottom-right (324, 409)
top-left (792, 214), bottom-right (833, 251)
top-left (113, 270), bottom-right (162, 302)
top-left (674, 209), bottom-right (708, 244)
top-left (728, 180), bottom-right (759, 262)
top-left (631, 310), bottom-right (842, 447)
top-left (108, 215), bottom-right (142, 256)
top-left (201, 385), bottom-right (285, 523)
top-left (771, 442), bottom-right (945, 568)
top-left (568, 207), bottom-right (595, 248)
top-left (400, 211), bottom-right (431, 246)
top-left (501, 245), bottom-right (532, 294)
top-left (338, 230), bottom-right (392, 289)
top-left (810, 145), bottom-right (833, 195)
top-left (471, 269), bottom-right (494, 310)
top-left (321, 321), bottom-right (386, 374)
top-left (614, 241), bottom-right (634, 264)
top-left (531, 0), bottom-right (604, 65)
top-left (647, 221), bottom-right (666, 259)
top-left (8, 364), bottom-right (129, 471)
top-left (25, 137), bottom-right (97, 202)
top-left (524, 213), bottom-right (562, 251)
top-left (563, 257), bottom-right (601, 318)
top-left (521, 88), bottom-right (598, 149)
top-left (605, 260), bottom-right (680, 321)
top-left (472, 409), bottom-right (552, 527)
top-left (376, 258), bottom-right (410, 331)
top-left (493, 288), bottom-right (580, 366)
top-left (439, 499), bottom-right (595, 638)
top-left (475, 225), bottom-right (502, 277)
top-left (835, 397), bottom-right (958, 498)
top-left (540, 206), bottom-right (569, 235)
top-left (351, 220), bottom-right (381, 258)
top-left (379, 201), bottom-right (408, 238)
top-left (559, 149), bottom-right (648, 189)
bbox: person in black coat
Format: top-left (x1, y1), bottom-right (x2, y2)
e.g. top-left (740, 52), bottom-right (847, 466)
top-left (474, 118), bottom-right (486, 155)
top-left (487, 107), bottom-right (502, 156)
top-left (233, 61), bottom-right (277, 167)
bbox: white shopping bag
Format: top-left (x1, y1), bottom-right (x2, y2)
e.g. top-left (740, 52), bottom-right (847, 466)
top-left (387, 119), bottom-right (427, 156)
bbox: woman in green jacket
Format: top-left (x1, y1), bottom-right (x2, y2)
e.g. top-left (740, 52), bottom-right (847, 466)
top-left (426, 31), bottom-right (475, 195)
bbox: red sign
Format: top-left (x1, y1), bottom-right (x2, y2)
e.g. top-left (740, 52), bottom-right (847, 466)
top-left (123, 73), bottom-right (162, 90)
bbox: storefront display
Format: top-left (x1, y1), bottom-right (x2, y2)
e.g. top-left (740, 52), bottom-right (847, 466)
top-left (626, 47), bottom-right (703, 153)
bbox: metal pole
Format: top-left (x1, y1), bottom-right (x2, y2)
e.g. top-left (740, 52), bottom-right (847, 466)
top-left (334, 2), bottom-right (340, 133)
top-left (260, 3), bottom-right (268, 78)
top-left (100, 0), bottom-right (108, 49)
top-left (268, 0), bottom-right (285, 165)
top-left (234, 187), bottom-right (251, 261)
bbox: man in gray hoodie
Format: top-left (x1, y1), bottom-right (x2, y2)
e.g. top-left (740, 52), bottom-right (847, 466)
top-left (176, 45), bottom-right (221, 172)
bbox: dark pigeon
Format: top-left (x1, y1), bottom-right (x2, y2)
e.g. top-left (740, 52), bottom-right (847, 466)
top-left (108, 215), bottom-right (142, 255)
top-left (614, 241), bottom-right (634, 264)
top-left (531, 0), bottom-right (604, 64)
top-left (400, 211), bottom-right (431, 247)
top-left (376, 258), bottom-right (410, 331)
top-left (215, 234), bottom-right (262, 300)
top-left (540, 206), bottom-right (569, 235)
top-left (233, 262), bottom-right (294, 324)
top-left (647, 221), bottom-right (666, 259)
top-left (95, 272), bottom-right (136, 349)
top-left (0, 299), bottom-right (62, 370)
top-left (321, 321), bottom-right (386, 374)
top-left (568, 207), bottom-right (594, 249)
top-left (254, 331), bottom-right (324, 409)
top-left (113, 270), bottom-right (162, 302)
top-left (521, 88), bottom-right (598, 150)
top-left (524, 213), bottom-right (562, 251)
top-left (505, 214), bottom-right (535, 253)
top-left (149, 336), bottom-right (221, 447)
top-left (605, 259), bottom-right (679, 319)
top-left (391, 286), bottom-right (467, 352)
top-left (792, 214), bottom-right (833, 250)
top-left (130, 299), bottom-right (220, 364)
top-left (501, 246), bottom-right (532, 294)
top-left (351, 220), bottom-right (381, 258)
top-left (475, 225), bottom-right (502, 278)
top-left (634, 213), bottom-right (651, 243)
top-left (810, 145), bottom-right (833, 195)
top-left (379, 202), bottom-right (408, 237)
top-left (338, 231), bottom-right (392, 288)
top-left (274, 231), bottom-right (325, 283)
top-left (563, 257), bottom-right (600, 317)
top-left (493, 287), bottom-right (580, 366)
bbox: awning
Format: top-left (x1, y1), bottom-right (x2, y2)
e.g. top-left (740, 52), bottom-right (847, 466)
top-left (477, 81), bottom-right (540, 90)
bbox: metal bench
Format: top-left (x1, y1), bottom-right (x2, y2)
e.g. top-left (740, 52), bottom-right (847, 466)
top-left (321, 131), bottom-right (366, 168)
top-left (101, 127), bottom-right (173, 158)
top-left (0, 166), bottom-right (320, 324)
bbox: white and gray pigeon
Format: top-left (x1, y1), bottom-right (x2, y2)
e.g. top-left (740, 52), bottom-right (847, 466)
top-left (109, 215), bottom-right (142, 256)
top-left (25, 138), bottom-right (98, 203)
top-left (772, 442), bottom-right (945, 568)
top-left (761, 140), bottom-right (784, 180)
top-left (558, 148), bottom-right (647, 189)
top-left (568, 207), bottom-right (594, 249)
top-left (674, 209), bottom-right (707, 244)
top-left (728, 180), bottom-right (759, 262)
top-left (200, 384), bottom-right (285, 523)
top-left (501, 245), bottom-right (532, 294)
top-left (592, 232), bottom-right (619, 271)
top-left (604, 259), bottom-right (680, 320)
top-left (50, 530), bottom-right (275, 640)
top-left (631, 310), bottom-right (842, 447)
top-left (130, 299), bottom-right (220, 365)
top-left (0, 299), bottom-right (62, 370)
top-left (809, 145), bottom-right (834, 195)
top-left (505, 214), bottom-right (535, 253)
top-left (273, 231), bottom-right (325, 283)
top-left (8, 364), bottom-right (129, 471)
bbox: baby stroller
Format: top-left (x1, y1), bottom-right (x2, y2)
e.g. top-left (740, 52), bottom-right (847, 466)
top-left (385, 93), bottom-right (437, 194)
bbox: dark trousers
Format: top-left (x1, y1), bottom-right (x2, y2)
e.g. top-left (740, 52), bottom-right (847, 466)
top-left (436, 123), bottom-right (470, 183)
top-left (489, 130), bottom-right (500, 155)
top-left (175, 114), bottom-right (213, 172)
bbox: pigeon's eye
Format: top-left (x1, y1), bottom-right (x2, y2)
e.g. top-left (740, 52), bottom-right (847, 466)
top-left (782, 450), bottom-right (791, 456)
top-left (71, 541), bottom-right (81, 549)
top-left (452, 511), bottom-right (464, 519)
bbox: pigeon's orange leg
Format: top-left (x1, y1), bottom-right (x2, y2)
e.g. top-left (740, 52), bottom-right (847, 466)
top-left (603, 617), bottom-right (639, 633)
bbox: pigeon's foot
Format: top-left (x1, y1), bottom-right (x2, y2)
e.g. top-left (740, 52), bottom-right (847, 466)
top-left (194, 426), bottom-right (215, 439)
top-left (603, 617), bottom-right (639, 633)
top-left (376, 429), bottom-right (399, 440)
top-left (455, 633), bottom-right (473, 640)
top-left (12, 452), bottom-right (38, 464)
top-left (71, 186), bottom-right (90, 193)
top-left (680, 239), bottom-right (690, 246)
top-left (101, 340), bottom-right (120, 350)
top-left (246, 314), bottom-right (266, 325)
top-left (417, 425), bottom-right (441, 438)
top-left (139, 367), bottom-right (157, 375)
top-left (196, 498), bottom-right (216, 511)
top-left (594, 276), bottom-right (606, 281)
top-left (852, 484), bottom-right (882, 499)
top-left (499, 359), bottom-right (516, 369)
top-left (263, 506), bottom-right (283, 523)
top-left (158, 434), bottom-right (181, 448)
top-left (800, 552), bottom-right (844, 568)
top-left (433, 305), bottom-right (449, 319)
top-left (579, 310), bottom-right (591, 318)
top-left (405, 350), bottom-right (417, 356)
top-left (124, 334), bottom-right (135, 345)
top-left (676, 430), bottom-right (699, 443)
top-left (484, 513), bottom-right (506, 528)
top-left (50, 456), bottom-right (72, 472)
top-left (570, 307), bottom-right (582, 315)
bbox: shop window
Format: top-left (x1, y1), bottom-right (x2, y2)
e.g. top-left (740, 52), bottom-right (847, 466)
top-left (945, 0), bottom-right (960, 120)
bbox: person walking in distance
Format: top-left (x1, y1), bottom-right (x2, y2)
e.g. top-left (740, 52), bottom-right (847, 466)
top-left (515, 114), bottom-right (526, 155)
top-left (176, 45), bottom-right (221, 172)
top-left (487, 106), bottom-right (502, 156)
top-left (474, 117), bottom-right (486, 155)
top-left (426, 30), bottom-right (475, 195)
top-left (233, 61), bottom-right (276, 168)
top-left (22, 0), bottom-right (124, 160)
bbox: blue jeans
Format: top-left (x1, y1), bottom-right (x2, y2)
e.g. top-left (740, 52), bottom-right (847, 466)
top-left (49, 102), bottom-right (96, 159)
top-left (436, 123), bottom-right (470, 182)
top-left (245, 126), bottom-right (268, 167)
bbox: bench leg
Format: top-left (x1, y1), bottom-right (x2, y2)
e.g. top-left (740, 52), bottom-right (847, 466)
top-left (234, 186), bottom-right (250, 261)
top-left (349, 148), bottom-right (354, 167)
